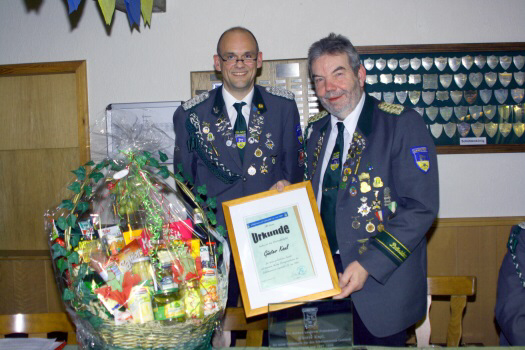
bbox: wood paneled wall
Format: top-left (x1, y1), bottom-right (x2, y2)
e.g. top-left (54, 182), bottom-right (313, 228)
top-left (1, 216), bottom-right (523, 345)
top-left (426, 216), bottom-right (525, 346)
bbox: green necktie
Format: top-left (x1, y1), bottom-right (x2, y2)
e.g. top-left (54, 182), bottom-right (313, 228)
top-left (233, 102), bottom-right (247, 162)
top-left (320, 122), bottom-right (345, 253)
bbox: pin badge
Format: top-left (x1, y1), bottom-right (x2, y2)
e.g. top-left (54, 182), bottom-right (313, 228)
top-left (248, 166), bottom-right (256, 176)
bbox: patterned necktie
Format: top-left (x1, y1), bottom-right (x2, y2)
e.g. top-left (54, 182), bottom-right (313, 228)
top-left (320, 122), bottom-right (345, 253)
top-left (233, 102), bottom-right (247, 162)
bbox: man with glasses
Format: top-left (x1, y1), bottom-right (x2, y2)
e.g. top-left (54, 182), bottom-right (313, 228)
top-left (173, 26), bottom-right (303, 318)
top-left (302, 33), bottom-right (439, 345)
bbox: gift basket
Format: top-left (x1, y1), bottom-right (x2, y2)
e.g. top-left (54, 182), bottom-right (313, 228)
top-left (45, 118), bottom-right (229, 349)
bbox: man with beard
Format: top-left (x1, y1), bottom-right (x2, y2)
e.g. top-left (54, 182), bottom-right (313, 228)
top-left (302, 33), bottom-right (439, 345)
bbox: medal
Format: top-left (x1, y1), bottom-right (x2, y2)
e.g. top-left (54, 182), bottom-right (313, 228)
top-left (357, 239), bottom-right (368, 255)
top-left (352, 217), bottom-right (360, 229)
top-left (365, 220), bottom-right (375, 233)
top-left (349, 186), bottom-right (357, 196)
top-left (375, 210), bottom-right (384, 232)
top-left (226, 139), bottom-right (233, 147)
top-left (358, 197), bottom-right (371, 217)
top-left (207, 133), bottom-right (215, 141)
top-left (248, 166), bottom-right (256, 176)
top-left (254, 148), bottom-right (263, 157)
top-left (265, 139), bottom-right (274, 149)
top-left (202, 126), bottom-right (210, 134)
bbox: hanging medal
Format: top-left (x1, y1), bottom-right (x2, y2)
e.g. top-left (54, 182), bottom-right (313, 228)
top-left (371, 190), bottom-right (381, 210)
top-left (375, 210), bottom-right (384, 232)
top-left (352, 216), bottom-right (361, 229)
top-left (365, 218), bottom-right (375, 233)
top-left (357, 238), bottom-right (368, 254)
top-left (260, 157), bottom-right (268, 174)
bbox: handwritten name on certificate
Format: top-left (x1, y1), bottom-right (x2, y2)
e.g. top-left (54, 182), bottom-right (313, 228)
top-left (245, 205), bottom-right (315, 291)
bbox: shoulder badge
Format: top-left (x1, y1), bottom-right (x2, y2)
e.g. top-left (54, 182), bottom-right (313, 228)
top-left (307, 111), bottom-right (329, 125)
top-left (410, 146), bottom-right (430, 173)
top-left (182, 91), bottom-right (210, 111)
top-left (378, 102), bottom-right (404, 115)
top-left (265, 86), bottom-right (294, 100)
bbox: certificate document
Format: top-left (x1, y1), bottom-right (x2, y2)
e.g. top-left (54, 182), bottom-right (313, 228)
top-left (245, 206), bottom-right (315, 291)
top-left (223, 181), bottom-right (341, 317)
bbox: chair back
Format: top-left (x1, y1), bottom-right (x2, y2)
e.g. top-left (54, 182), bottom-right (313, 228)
top-left (0, 312), bottom-right (76, 344)
top-left (416, 276), bottom-right (476, 347)
top-left (223, 307), bottom-right (268, 346)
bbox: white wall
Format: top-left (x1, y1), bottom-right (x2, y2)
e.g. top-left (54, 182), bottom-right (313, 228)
top-left (1, 0), bottom-right (524, 218)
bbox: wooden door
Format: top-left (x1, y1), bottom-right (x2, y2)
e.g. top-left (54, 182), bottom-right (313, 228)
top-left (0, 61), bottom-right (89, 313)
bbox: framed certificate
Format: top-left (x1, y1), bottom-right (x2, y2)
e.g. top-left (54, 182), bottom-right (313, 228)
top-left (222, 181), bottom-right (341, 317)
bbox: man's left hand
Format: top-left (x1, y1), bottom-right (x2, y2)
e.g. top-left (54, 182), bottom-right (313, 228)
top-left (270, 179), bottom-right (291, 192)
top-left (333, 261), bottom-right (369, 299)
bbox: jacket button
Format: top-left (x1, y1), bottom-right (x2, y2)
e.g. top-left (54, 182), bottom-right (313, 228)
top-left (243, 177), bottom-right (247, 182)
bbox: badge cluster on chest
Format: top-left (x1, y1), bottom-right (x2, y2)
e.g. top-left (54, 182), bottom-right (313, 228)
top-left (340, 132), bottom-right (397, 241)
top-left (210, 105), bottom-right (278, 177)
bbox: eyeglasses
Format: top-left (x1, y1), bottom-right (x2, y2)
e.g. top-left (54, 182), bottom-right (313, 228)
top-left (217, 52), bottom-right (258, 65)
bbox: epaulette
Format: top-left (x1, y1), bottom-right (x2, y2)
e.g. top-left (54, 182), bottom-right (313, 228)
top-left (265, 86), bottom-right (294, 100)
top-left (307, 111), bottom-right (329, 125)
top-left (182, 91), bottom-right (210, 111)
top-left (378, 102), bottom-right (404, 115)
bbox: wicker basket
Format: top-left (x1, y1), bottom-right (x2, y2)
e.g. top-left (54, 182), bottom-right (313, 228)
top-left (47, 152), bottom-right (229, 350)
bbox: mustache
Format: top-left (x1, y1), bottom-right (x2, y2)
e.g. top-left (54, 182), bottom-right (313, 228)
top-left (323, 91), bottom-right (345, 99)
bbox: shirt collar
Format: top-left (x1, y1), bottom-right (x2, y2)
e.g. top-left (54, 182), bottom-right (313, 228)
top-left (222, 86), bottom-right (254, 110)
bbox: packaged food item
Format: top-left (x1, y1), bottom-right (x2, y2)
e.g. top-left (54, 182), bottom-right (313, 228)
top-left (76, 239), bottom-right (100, 263)
top-left (115, 240), bottom-right (143, 274)
top-left (205, 242), bottom-right (217, 268)
top-left (189, 239), bottom-right (200, 259)
top-left (131, 257), bottom-right (154, 284)
top-left (123, 228), bottom-right (143, 245)
top-left (89, 247), bottom-right (121, 282)
top-left (158, 263), bottom-right (177, 291)
top-left (98, 225), bottom-right (126, 255)
top-left (152, 288), bottom-right (185, 324)
top-left (79, 219), bottom-right (96, 240)
top-left (128, 285), bottom-right (154, 324)
top-left (183, 280), bottom-right (203, 319)
top-left (200, 268), bottom-right (219, 316)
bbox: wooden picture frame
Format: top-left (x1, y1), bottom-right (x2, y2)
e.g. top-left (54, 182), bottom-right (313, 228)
top-left (222, 181), bottom-right (340, 318)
